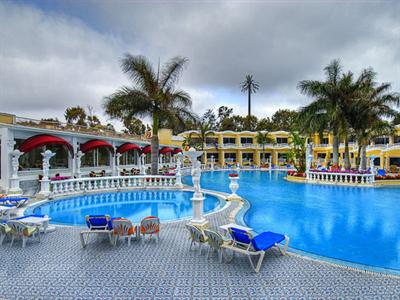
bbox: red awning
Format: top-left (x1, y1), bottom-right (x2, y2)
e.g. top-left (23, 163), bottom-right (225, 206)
top-left (116, 143), bottom-right (141, 154)
top-left (160, 147), bottom-right (173, 155)
top-left (80, 139), bottom-right (114, 153)
top-left (18, 134), bottom-right (73, 153)
top-left (173, 148), bottom-right (182, 154)
top-left (141, 145), bottom-right (151, 154)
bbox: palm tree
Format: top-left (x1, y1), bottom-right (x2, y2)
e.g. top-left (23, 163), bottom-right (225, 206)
top-left (64, 106), bottom-right (87, 126)
top-left (241, 75), bottom-right (260, 118)
top-left (346, 68), bottom-right (399, 169)
top-left (288, 132), bottom-right (307, 173)
top-left (298, 60), bottom-right (347, 167)
top-left (256, 131), bottom-right (273, 163)
top-left (197, 122), bottom-right (214, 151)
top-left (104, 54), bottom-right (195, 174)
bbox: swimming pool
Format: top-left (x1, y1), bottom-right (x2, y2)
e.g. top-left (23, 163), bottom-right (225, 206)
top-left (185, 170), bottom-right (400, 273)
top-left (27, 190), bottom-right (223, 226)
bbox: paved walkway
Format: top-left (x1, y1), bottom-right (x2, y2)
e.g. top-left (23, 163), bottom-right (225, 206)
top-left (1, 201), bottom-right (400, 299)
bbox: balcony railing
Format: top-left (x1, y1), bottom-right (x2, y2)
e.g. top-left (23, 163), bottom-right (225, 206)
top-left (222, 143), bottom-right (237, 149)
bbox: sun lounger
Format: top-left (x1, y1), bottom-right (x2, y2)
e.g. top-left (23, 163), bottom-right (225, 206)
top-left (80, 215), bottom-right (115, 248)
top-left (0, 197), bottom-right (29, 208)
top-left (223, 227), bottom-right (289, 272)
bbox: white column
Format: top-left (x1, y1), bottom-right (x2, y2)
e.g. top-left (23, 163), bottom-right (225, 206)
top-left (71, 137), bottom-right (78, 176)
top-left (1, 127), bottom-right (14, 192)
top-left (159, 154), bottom-right (163, 166)
top-left (140, 153), bottom-right (146, 175)
top-left (115, 152), bottom-right (122, 176)
top-left (37, 150), bottom-right (56, 199)
top-left (210, 155), bottom-right (215, 170)
top-left (175, 152), bottom-right (183, 188)
top-left (75, 151), bottom-right (84, 178)
top-left (8, 149), bottom-right (24, 194)
top-left (110, 145), bottom-right (117, 176)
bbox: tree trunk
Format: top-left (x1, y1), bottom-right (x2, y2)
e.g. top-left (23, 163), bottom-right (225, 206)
top-left (248, 89), bottom-right (251, 118)
top-left (360, 145), bottom-right (367, 170)
top-left (356, 144), bottom-right (361, 169)
top-left (151, 112), bottom-right (159, 175)
top-left (332, 134), bottom-right (339, 166)
top-left (344, 136), bottom-right (351, 170)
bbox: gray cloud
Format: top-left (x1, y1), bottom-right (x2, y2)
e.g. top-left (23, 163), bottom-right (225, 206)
top-left (0, 0), bottom-right (399, 125)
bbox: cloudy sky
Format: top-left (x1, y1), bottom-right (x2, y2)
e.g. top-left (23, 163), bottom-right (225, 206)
top-left (1, 0), bottom-right (399, 129)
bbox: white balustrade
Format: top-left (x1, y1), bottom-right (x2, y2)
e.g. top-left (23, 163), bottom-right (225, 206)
top-left (49, 175), bottom-right (178, 197)
top-left (306, 171), bottom-right (375, 186)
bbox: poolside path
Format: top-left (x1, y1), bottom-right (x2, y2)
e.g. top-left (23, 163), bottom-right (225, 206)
top-left (1, 200), bottom-right (399, 299)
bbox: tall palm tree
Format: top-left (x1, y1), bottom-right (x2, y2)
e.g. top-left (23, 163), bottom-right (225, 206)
top-left (256, 131), bottom-right (273, 163)
top-left (346, 68), bottom-right (399, 169)
top-left (104, 54), bottom-right (195, 174)
top-left (241, 75), bottom-right (260, 118)
top-left (298, 60), bottom-right (347, 167)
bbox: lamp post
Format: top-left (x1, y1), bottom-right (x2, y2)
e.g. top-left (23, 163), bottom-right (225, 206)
top-left (183, 147), bottom-right (208, 228)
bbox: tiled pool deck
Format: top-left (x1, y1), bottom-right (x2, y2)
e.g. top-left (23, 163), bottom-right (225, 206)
top-left (1, 200), bottom-right (400, 299)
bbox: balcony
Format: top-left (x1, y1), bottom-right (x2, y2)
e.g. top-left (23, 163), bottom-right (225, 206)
top-left (274, 143), bottom-right (289, 149)
top-left (240, 143), bottom-right (256, 149)
top-left (221, 143), bottom-right (237, 149)
top-left (205, 143), bottom-right (217, 149)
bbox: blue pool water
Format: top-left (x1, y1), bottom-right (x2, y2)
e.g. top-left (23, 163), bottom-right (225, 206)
top-left (184, 170), bottom-right (400, 272)
top-left (28, 190), bottom-right (222, 226)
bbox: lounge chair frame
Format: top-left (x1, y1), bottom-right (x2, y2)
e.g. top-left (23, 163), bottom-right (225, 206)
top-left (80, 215), bottom-right (113, 248)
top-left (223, 228), bottom-right (289, 272)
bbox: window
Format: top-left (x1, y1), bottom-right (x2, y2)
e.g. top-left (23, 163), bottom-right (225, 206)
top-left (318, 153), bottom-right (327, 159)
top-left (276, 137), bottom-right (288, 144)
top-left (207, 153), bottom-right (218, 161)
top-left (373, 157), bottom-right (381, 166)
top-left (223, 137), bottom-right (236, 144)
top-left (242, 153), bottom-right (253, 162)
top-left (224, 152), bottom-right (236, 162)
top-left (81, 148), bottom-right (111, 167)
top-left (240, 137), bottom-right (253, 144)
top-left (394, 136), bottom-right (400, 144)
top-left (390, 157), bottom-right (400, 166)
top-left (205, 137), bottom-right (218, 145)
top-left (321, 138), bottom-right (329, 145)
top-left (374, 137), bottom-right (389, 145)
top-left (16, 140), bottom-right (69, 170)
top-left (120, 150), bottom-right (139, 165)
top-left (260, 152), bottom-right (271, 162)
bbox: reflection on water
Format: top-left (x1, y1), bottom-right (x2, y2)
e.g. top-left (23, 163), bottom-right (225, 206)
top-left (193, 170), bottom-right (400, 271)
top-left (30, 190), bottom-right (220, 225)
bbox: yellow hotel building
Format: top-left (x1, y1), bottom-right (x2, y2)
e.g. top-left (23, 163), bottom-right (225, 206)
top-left (159, 127), bottom-right (400, 170)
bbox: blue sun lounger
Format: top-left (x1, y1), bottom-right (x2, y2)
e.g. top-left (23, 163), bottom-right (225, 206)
top-left (0, 197), bottom-right (29, 208)
top-left (223, 227), bottom-right (289, 272)
top-left (80, 215), bottom-right (117, 248)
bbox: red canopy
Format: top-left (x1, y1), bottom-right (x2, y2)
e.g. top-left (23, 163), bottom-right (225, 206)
top-left (80, 139), bottom-right (114, 153)
top-left (141, 145), bottom-right (151, 154)
top-left (160, 147), bottom-right (173, 155)
top-left (173, 148), bottom-right (182, 154)
top-left (116, 143), bottom-right (141, 154)
top-left (18, 134), bottom-right (73, 153)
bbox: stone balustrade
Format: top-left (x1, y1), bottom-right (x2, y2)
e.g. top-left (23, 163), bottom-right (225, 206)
top-left (48, 175), bottom-right (178, 197)
top-left (306, 171), bottom-right (375, 186)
